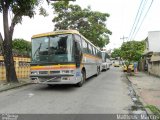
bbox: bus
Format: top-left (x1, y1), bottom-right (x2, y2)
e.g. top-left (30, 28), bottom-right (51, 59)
top-left (30, 30), bottom-right (102, 87)
top-left (101, 51), bottom-right (111, 71)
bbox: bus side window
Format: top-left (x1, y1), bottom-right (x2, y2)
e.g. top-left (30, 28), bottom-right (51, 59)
top-left (95, 49), bottom-right (97, 56)
top-left (74, 34), bottom-right (82, 47)
top-left (88, 44), bottom-right (92, 54)
top-left (82, 38), bottom-right (88, 53)
top-left (92, 46), bottom-right (95, 55)
top-left (96, 49), bottom-right (99, 57)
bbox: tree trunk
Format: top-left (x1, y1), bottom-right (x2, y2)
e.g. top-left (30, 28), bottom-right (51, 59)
top-left (2, 0), bottom-right (18, 83)
top-left (3, 41), bottom-right (18, 83)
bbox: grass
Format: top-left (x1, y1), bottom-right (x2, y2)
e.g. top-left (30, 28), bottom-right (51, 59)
top-left (145, 105), bottom-right (160, 120)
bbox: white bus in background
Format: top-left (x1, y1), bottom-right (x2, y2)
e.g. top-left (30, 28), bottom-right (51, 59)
top-left (101, 51), bottom-right (111, 71)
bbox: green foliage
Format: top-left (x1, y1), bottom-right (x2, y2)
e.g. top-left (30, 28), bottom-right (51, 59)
top-left (12, 38), bottom-right (31, 56)
top-left (0, 0), bottom-right (68, 26)
top-left (145, 105), bottom-right (160, 120)
top-left (111, 48), bottom-right (122, 59)
top-left (121, 40), bottom-right (145, 62)
top-left (10, 0), bottom-right (39, 23)
top-left (52, 1), bottom-right (112, 48)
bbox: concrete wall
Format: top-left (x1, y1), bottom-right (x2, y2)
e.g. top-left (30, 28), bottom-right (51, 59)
top-left (149, 61), bottom-right (160, 77)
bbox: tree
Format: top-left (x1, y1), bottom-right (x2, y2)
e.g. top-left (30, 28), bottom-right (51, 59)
top-left (120, 41), bottom-right (145, 63)
top-left (111, 48), bottom-right (122, 59)
top-left (0, 0), bottom-right (40, 82)
top-left (12, 38), bottom-right (31, 56)
top-left (0, 0), bottom-right (69, 83)
top-left (52, 1), bottom-right (112, 48)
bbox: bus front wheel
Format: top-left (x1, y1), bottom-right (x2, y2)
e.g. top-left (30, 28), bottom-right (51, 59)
top-left (76, 70), bottom-right (86, 87)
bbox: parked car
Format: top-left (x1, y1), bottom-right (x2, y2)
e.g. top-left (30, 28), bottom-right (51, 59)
top-left (128, 64), bottom-right (134, 72)
top-left (122, 64), bottom-right (134, 72)
top-left (113, 61), bottom-right (120, 67)
top-left (122, 65), bottom-right (127, 72)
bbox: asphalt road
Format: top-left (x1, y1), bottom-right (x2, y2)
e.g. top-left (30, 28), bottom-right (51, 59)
top-left (0, 66), bottom-right (133, 114)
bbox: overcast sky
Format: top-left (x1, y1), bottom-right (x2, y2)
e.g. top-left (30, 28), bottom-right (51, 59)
top-left (0, 0), bottom-right (160, 50)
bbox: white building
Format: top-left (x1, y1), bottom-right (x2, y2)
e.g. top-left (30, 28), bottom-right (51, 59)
top-left (143, 31), bottom-right (160, 77)
top-left (145, 31), bottom-right (160, 53)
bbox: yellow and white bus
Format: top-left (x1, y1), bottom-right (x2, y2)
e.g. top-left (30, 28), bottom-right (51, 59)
top-left (30, 30), bottom-right (102, 87)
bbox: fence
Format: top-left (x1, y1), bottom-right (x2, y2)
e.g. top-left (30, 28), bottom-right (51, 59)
top-left (0, 56), bottom-right (30, 81)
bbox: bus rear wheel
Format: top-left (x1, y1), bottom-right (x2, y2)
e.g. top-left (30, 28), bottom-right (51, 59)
top-left (76, 70), bottom-right (86, 87)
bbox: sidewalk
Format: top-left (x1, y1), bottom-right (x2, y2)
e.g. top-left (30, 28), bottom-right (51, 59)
top-left (0, 79), bottom-right (32, 92)
top-left (127, 72), bottom-right (160, 110)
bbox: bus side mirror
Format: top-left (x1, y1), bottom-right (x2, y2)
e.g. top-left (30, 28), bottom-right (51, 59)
top-left (75, 42), bottom-right (82, 67)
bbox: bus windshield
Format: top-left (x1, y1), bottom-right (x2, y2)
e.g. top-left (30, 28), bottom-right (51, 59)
top-left (32, 34), bottom-right (75, 63)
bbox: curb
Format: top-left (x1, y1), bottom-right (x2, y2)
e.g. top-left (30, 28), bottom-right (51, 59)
top-left (0, 82), bottom-right (32, 93)
top-left (125, 74), bottom-right (153, 117)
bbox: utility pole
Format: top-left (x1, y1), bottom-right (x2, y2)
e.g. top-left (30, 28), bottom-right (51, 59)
top-left (120, 36), bottom-right (128, 43)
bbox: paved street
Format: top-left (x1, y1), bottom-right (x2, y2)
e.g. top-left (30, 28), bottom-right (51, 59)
top-left (0, 67), bottom-right (133, 114)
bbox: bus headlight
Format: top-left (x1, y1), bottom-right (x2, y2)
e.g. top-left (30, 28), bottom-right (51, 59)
top-left (31, 71), bottom-right (39, 75)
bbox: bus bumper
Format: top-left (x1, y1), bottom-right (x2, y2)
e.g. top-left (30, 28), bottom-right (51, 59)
top-left (30, 75), bottom-right (81, 85)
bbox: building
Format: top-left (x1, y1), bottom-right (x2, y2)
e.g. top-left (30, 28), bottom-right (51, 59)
top-left (142, 31), bottom-right (160, 77)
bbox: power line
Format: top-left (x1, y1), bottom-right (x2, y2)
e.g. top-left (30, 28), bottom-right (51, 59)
top-left (128, 0), bottom-right (145, 40)
top-left (132, 0), bottom-right (153, 40)
top-left (129, 0), bottom-right (149, 40)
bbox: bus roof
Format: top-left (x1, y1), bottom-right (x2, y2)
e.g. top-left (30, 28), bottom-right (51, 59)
top-left (31, 30), bottom-right (80, 38)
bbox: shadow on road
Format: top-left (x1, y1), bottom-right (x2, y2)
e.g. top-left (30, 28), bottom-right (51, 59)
top-left (35, 84), bottom-right (77, 92)
top-left (32, 74), bottom-right (99, 92)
